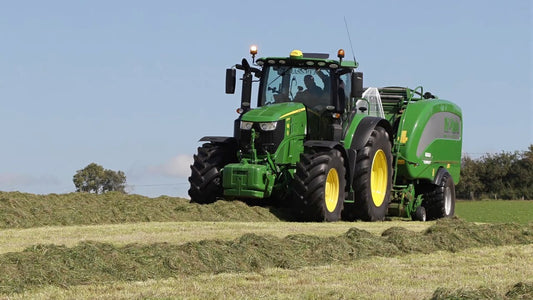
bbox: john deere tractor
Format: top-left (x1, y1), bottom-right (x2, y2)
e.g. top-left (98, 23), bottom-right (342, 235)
top-left (189, 46), bottom-right (462, 222)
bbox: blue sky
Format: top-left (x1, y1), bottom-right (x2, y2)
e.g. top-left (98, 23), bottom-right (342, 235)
top-left (0, 0), bottom-right (531, 197)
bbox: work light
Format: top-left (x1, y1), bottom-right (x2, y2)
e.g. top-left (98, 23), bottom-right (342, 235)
top-left (259, 122), bottom-right (277, 131)
top-left (240, 121), bottom-right (253, 130)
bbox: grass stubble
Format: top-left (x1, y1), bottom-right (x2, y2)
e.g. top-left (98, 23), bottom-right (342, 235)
top-left (0, 218), bottom-right (531, 299)
top-left (0, 221), bottom-right (433, 255)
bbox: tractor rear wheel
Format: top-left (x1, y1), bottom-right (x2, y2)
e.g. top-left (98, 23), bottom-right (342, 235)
top-left (188, 142), bottom-right (237, 204)
top-left (423, 170), bottom-right (456, 220)
top-left (353, 126), bottom-right (392, 221)
top-left (292, 149), bottom-right (346, 222)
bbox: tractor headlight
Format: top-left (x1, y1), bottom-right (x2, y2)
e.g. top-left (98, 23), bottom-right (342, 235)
top-left (240, 121), bottom-right (253, 130)
top-left (259, 121), bottom-right (278, 131)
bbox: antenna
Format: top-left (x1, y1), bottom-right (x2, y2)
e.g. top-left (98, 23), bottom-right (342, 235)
top-left (344, 17), bottom-right (357, 64)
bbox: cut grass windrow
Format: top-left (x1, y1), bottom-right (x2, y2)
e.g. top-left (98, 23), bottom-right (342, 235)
top-left (2, 192), bottom-right (531, 229)
top-left (5, 247), bottom-right (533, 300)
top-left (0, 218), bottom-right (531, 295)
top-left (0, 192), bottom-right (282, 229)
top-left (431, 282), bottom-right (533, 300)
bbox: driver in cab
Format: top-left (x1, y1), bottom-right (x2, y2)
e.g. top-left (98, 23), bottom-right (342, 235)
top-left (294, 73), bottom-right (328, 111)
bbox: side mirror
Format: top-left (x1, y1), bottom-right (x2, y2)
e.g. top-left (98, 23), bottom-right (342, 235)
top-left (351, 72), bottom-right (363, 99)
top-left (226, 68), bottom-right (236, 94)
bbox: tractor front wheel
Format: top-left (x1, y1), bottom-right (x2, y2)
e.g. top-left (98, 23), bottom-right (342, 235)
top-left (292, 149), bottom-right (346, 222)
top-left (188, 142), bottom-right (237, 204)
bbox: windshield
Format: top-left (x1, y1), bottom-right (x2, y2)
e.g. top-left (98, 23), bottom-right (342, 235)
top-left (259, 66), bottom-right (331, 110)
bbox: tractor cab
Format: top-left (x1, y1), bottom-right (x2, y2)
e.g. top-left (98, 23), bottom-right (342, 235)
top-left (227, 47), bottom-right (364, 142)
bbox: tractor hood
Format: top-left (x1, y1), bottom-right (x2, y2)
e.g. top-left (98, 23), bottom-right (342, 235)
top-left (241, 102), bottom-right (306, 122)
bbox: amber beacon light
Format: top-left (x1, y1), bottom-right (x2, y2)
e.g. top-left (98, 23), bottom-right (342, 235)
top-left (250, 45), bottom-right (258, 62)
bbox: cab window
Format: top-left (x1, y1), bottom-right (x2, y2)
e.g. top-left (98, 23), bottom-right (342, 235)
top-left (260, 66), bottom-right (332, 111)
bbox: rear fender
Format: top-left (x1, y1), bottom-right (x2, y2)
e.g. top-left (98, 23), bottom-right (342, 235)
top-left (199, 136), bottom-right (237, 146)
top-left (349, 117), bottom-right (393, 151)
top-left (343, 116), bottom-right (392, 189)
top-left (433, 167), bottom-right (451, 185)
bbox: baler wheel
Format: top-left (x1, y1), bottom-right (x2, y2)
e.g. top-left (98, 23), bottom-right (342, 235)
top-left (423, 171), bottom-right (456, 220)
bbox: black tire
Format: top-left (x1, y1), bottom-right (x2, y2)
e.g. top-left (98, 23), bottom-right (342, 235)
top-left (423, 170), bottom-right (456, 220)
top-left (292, 148), bottom-right (346, 222)
top-left (412, 206), bottom-right (427, 222)
top-left (188, 142), bottom-right (237, 204)
top-left (352, 126), bottom-right (392, 221)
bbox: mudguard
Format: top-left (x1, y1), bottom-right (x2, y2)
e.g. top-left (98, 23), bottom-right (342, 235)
top-left (349, 117), bottom-right (393, 150)
top-left (199, 136), bottom-right (237, 145)
top-left (433, 167), bottom-right (451, 185)
top-left (342, 116), bottom-right (392, 190)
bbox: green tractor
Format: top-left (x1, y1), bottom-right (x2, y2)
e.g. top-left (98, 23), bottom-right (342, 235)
top-left (189, 47), bottom-right (462, 222)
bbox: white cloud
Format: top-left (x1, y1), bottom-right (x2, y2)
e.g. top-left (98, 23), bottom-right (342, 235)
top-left (148, 154), bottom-right (193, 178)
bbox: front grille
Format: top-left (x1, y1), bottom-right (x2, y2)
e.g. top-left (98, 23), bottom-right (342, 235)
top-left (240, 120), bottom-right (285, 155)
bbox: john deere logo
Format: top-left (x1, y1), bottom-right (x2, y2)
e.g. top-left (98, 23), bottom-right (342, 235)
top-left (444, 117), bottom-right (460, 134)
top-left (444, 117), bottom-right (460, 139)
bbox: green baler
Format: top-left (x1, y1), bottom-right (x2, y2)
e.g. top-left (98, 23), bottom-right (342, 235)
top-left (189, 47), bottom-right (462, 222)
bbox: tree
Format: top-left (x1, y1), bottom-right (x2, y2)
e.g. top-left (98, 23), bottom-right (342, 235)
top-left (456, 155), bottom-right (483, 200)
top-left (456, 145), bottom-right (532, 200)
top-left (507, 146), bottom-right (533, 199)
top-left (73, 163), bottom-right (126, 194)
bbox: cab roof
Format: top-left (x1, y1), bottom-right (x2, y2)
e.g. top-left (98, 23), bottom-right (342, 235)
top-left (255, 49), bottom-right (358, 69)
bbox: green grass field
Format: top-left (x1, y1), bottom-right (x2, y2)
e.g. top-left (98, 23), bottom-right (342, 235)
top-left (0, 192), bottom-right (532, 299)
top-left (456, 200), bottom-right (533, 224)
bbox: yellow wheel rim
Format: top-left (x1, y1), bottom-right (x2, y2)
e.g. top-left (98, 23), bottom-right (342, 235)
top-left (371, 150), bottom-right (388, 207)
top-left (325, 168), bottom-right (339, 213)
